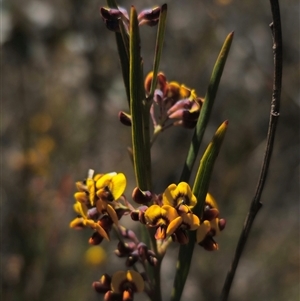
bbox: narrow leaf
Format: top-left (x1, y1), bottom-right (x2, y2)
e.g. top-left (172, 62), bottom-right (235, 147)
top-left (149, 4), bottom-right (168, 99)
top-left (192, 120), bottom-right (228, 217)
top-left (129, 6), bottom-right (150, 190)
top-left (180, 32), bottom-right (234, 183)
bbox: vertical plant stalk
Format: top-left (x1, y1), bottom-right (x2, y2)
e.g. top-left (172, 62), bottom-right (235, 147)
top-left (129, 7), bottom-right (162, 301)
top-left (220, 1), bottom-right (282, 300)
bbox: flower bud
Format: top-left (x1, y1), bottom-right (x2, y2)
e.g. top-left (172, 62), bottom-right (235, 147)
top-left (93, 273), bottom-right (111, 293)
top-left (147, 255), bottom-right (158, 266)
top-left (139, 19), bottom-right (159, 27)
top-left (144, 72), bottom-right (167, 95)
top-left (119, 111), bottom-right (132, 126)
top-left (130, 206), bottom-right (148, 224)
top-left (104, 291), bottom-right (122, 301)
top-left (89, 232), bottom-right (105, 245)
top-left (126, 251), bottom-right (139, 266)
top-left (138, 6), bottom-right (160, 22)
top-left (218, 218), bottom-right (226, 231)
top-left (132, 187), bottom-right (153, 204)
top-left (115, 241), bottom-right (136, 257)
top-left (137, 243), bottom-right (148, 261)
top-left (203, 207), bottom-right (219, 221)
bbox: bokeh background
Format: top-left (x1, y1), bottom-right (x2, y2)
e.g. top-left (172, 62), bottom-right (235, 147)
top-left (2, 0), bottom-right (299, 300)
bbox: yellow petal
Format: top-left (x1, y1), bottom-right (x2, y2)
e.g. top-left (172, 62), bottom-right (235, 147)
top-left (144, 205), bottom-right (163, 223)
top-left (93, 173), bottom-right (103, 182)
top-left (161, 205), bottom-right (179, 221)
top-left (162, 182), bottom-right (197, 209)
top-left (106, 203), bottom-right (119, 225)
top-left (166, 216), bottom-right (183, 237)
top-left (196, 220), bottom-right (211, 243)
top-left (94, 223), bottom-right (110, 241)
top-left (74, 191), bottom-right (87, 203)
top-left (95, 172), bottom-right (116, 189)
top-left (86, 178), bottom-right (96, 206)
top-left (210, 218), bottom-right (220, 236)
top-left (76, 181), bottom-right (86, 191)
top-left (162, 183), bottom-right (177, 207)
top-left (73, 201), bottom-right (88, 218)
top-left (182, 213), bottom-right (200, 230)
top-left (206, 193), bottom-right (218, 209)
top-left (177, 182), bottom-right (197, 208)
top-left (70, 217), bottom-right (84, 228)
top-left (110, 173), bottom-right (126, 200)
top-left (179, 84), bottom-right (192, 99)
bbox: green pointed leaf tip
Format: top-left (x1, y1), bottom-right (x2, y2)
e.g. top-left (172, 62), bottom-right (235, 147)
top-left (192, 120), bottom-right (228, 217)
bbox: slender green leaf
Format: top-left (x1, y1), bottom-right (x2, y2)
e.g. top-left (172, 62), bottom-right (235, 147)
top-left (180, 32), bottom-right (234, 183)
top-left (192, 120), bottom-right (228, 217)
top-left (149, 4), bottom-right (168, 99)
top-left (171, 121), bottom-right (228, 301)
top-left (129, 7), bottom-right (150, 191)
top-left (105, 1), bottom-right (130, 105)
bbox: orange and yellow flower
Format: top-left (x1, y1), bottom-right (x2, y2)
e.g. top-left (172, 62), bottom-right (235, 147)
top-left (196, 193), bottom-right (226, 251)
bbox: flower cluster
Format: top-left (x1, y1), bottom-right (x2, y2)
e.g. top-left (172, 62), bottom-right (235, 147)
top-left (70, 170), bottom-right (129, 244)
top-left (196, 194), bottom-right (226, 251)
top-left (131, 182), bottom-right (226, 247)
top-left (119, 72), bottom-right (203, 131)
top-left (70, 170), bottom-right (226, 299)
top-left (93, 270), bottom-right (144, 301)
top-left (145, 72), bottom-right (203, 129)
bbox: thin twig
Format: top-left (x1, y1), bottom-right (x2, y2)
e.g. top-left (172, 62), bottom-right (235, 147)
top-left (220, 0), bottom-right (282, 300)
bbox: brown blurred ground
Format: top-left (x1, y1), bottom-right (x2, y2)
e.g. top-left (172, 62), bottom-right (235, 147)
top-left (1, 0), bottom-right (299, 301)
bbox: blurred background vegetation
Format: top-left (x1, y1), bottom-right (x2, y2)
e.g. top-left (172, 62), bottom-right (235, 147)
top-left (2, 0), bottom-right (299, 300)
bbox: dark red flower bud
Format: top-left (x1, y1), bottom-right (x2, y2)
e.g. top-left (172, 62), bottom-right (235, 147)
top-left (132, 187), bottom-right (153, 204)
top-left (115, 241), bottom-right (137, 257)
top-left (89, 232), bottom-right (104, 245)
top-left (218, 218), bottom-right (226, 231)
top-left (93, 273), bottom-right (111, 293)
top-left (126, 251), bottom-right (139, 266)
top-left (119, 111), bottom-right (132, 126)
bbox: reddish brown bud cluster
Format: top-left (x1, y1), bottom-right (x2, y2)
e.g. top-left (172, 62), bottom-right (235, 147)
top-left (100, 6), bottom-right (161, 33)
